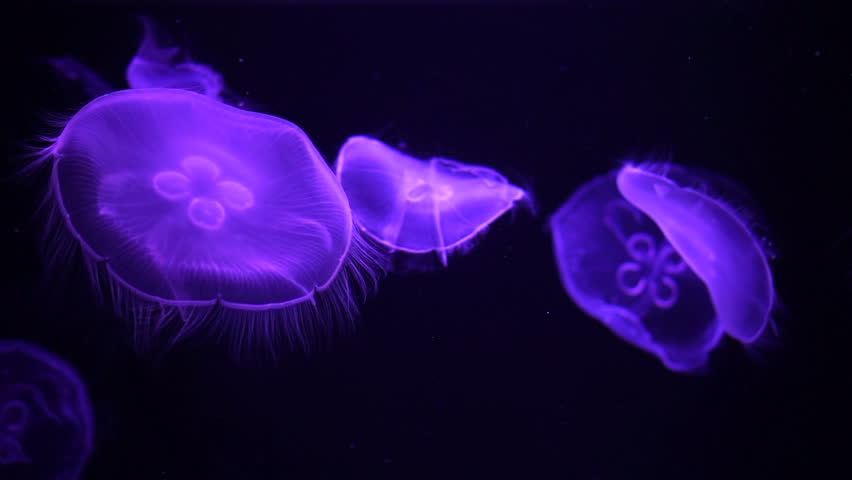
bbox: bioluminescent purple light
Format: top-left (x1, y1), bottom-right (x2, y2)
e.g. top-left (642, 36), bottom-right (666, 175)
top-left (550, 162), bottom-right (775, 372)
top-left (0, 340), bottom-right (94, 480)
top-left (31, 88), bottom-right (380, 351)
top-left (335, 135), bottom-right (527, 266)
top-left (45, 56), bottom-right (114, 99)
top-left (126, 16), bottom-right (224, 99)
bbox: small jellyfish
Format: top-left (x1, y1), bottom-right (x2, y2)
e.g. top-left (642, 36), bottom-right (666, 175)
top-left (550, 162), bottom-right (775, 371)
top-left (29, 88), bottom-right (380, 352)
top-left (126, 16), bottom-right (225, 99)
top-left (335, 135), bottom-right (527, 266)
top-left (0, 340), bottom-right (94, 480)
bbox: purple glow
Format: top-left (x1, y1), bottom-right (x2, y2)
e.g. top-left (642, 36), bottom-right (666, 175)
top-left (126, 17), bottom-right (224, 99)
top-left (335, 136), bottom-right (527, 265)
top-left (45, 56), bottom-right (114, 99)
top-left (550, 162), bottom-right (774, 372)
top-left (32, 88), bottom-right (380, 350)
top-left (0, 341), bottom-right (94, 480)
top-left (616, 165), bottom-right (774, 342)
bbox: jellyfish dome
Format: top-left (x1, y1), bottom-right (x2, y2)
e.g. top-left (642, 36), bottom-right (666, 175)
top-left (335, 135), bottom-right (527, 265)
top-left (0, 340), bottom-right (94, 480)
top-left (126, 17), bottom-right (224, 99)
top-left (550, 162), bottom-right (775, 371)
top-left (33, 88), bottom-right (378, 349)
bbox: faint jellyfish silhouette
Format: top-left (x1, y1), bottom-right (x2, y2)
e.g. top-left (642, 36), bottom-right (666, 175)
top-left (44, 57), bottom-right (114, 100)
top-left (0, 340), bottom-right (94, 480)
top-left (550, 162), bottom-right (775, 371)
top-left (28, 88), bottom-right (380, 353)
top-left (335, 135), bottom-right (528, 267)
top-left (44, 17), bottom-right (255, 110)
top-left (126, 16), bottom-right (225, 99)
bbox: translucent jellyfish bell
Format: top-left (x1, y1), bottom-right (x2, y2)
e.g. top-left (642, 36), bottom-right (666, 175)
top-left (550, 162), bottom-right (775, 371)
top-left (0, 341), bottom-right (94, 480)
top-left (126, 16), bottom-right (225, 99)
top-left (31, 88), bottom-right (379, 350)
top-left (335, 136), bottom-right (527, 266)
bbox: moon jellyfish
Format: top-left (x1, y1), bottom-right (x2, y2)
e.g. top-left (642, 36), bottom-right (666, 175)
top-left (29, 88), bottom-right (380, 352)
top-left (126, 16), bottom-right (225, 99)
top-left (0, 340), bottom-right (94, 480)
top-left (335, 135), bottom-right (528, 266)
top-left (550, 162), bottom-right (775, 371)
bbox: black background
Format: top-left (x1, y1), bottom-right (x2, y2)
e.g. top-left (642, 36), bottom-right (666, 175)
top-left (2, 2), bottom-right (850, 479)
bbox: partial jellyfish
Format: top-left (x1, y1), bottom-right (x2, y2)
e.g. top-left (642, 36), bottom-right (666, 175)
top-left (0, 340), bottom-right (94, 480)
top-left (44, 17), bottom-right (255, 111)
top-left (44, 57), bottom-right (114, 100)
top-left (335, 135), bottom-right (528, 267)
top-left (28, 88), bottom-right (380, 353)
top-left (550, 162), bottom-right (775, 372)
top-left (126, 16), bottom-right (225, 99)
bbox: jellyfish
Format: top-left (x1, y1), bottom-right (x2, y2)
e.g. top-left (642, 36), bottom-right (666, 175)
top-left (126, 16), bottom-right (225, 99)
top-left (550, 162), bottom-right (775, 371)
top-left (28, 88), bottom-right (380, 352)
top-left (43, 17), bottom-right (252, 111)
top-left (335, 135), bottom-right (528, 267)
top-left (0, 340), bottom-right (94, 480)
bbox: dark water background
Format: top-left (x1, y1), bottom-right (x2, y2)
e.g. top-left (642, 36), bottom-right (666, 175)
top-left (2, 2), bottom-right (850, 479)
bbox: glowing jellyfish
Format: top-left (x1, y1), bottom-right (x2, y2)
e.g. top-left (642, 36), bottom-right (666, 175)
top-left (550, 162), bottom-right (775, 371)
top-left (30, 88), bottom-right (379, 351)
top-left (335, 135), bottom-right (527, 266)
top-left (126, 16), bottom-right (225, 99)
top-left (0, 340), bottom-right (94, 480)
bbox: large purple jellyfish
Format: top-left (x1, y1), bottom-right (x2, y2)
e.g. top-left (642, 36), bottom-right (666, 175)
top-left (335, 136), bottom-right (527, 266)
top-left (550, 162), bottom-right (775, 372)
top-left (0, 340), bottom-right (94, 480)
top-left (126, 17), bottom-right (225, 99)
top-left (31, 88), bottom-right (379, 350)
